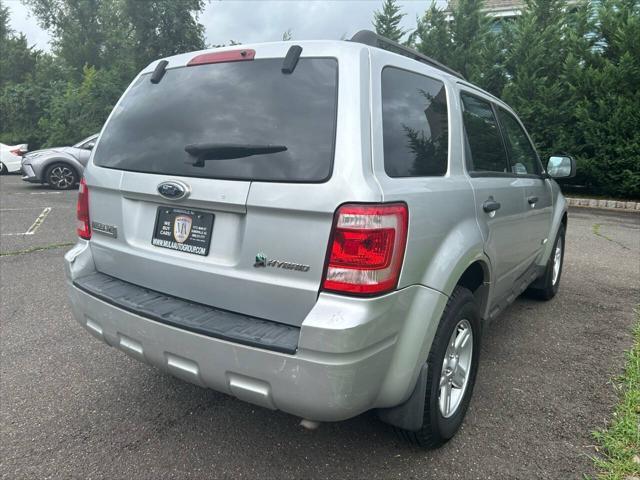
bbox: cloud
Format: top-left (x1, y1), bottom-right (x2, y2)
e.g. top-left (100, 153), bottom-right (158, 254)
top-left (5, 0), bottom-right (51, 50)
top-left (6, 0), bottom-right (445, 52)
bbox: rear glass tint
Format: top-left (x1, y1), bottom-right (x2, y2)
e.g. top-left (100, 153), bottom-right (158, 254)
top-left (93, 58), bottom-right (338, 182)
top-left (460, 93), bottom-right (509, 173)
top-left (381, 67), bottom-right (449, 177)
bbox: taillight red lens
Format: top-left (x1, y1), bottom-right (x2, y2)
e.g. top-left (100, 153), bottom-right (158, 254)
top-left (322, 203), bottom-right (408, 295)
top-left (187, 49), bottom-right (256, 66)
top-left (76, 177), bottom-right (91, 240)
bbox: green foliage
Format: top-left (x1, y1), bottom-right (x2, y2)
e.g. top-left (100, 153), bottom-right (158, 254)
top-left (0, 0), bottom-right (207, 149)
top-left (373, 0), bottom-right (407, 42)
top-left (410, 0), bottom-right (505, 94)
top-left (383, 0), bottom-right (639, 199)
top-left (569, 0), bottom-right (640, 198)
top-left (501, 0), bottom-right (577, 157)
top-left (0, 0), bottom-right (638, 198)
top-left (37, 66), bottom-right (123, 146)
top-left (592, 312), bottom-right (640, 478)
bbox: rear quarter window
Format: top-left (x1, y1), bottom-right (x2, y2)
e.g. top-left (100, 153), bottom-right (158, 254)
top-left (381, 67), bottom-right (449, 177)
top-left (93, 58), bottom-right (338, 183)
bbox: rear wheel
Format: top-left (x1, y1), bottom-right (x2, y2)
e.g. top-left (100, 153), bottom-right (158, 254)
top-left (46, 163), bottom-right (78, 190)
top-left (397, 286), bottom-right (481, 448)
top-left (0, 162), bottom-right (5, 174)
top-left (527, 224), bottom-right (565, 300)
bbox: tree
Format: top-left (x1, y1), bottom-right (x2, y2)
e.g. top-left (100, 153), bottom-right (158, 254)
top-left (409, 0), bottom-right (505, 94)
top-left (568, 0), bottom-right (640, 197)
top-left (0, 5), bottom-right (39, 86)
top-left (23, 0), bottom-right (108, 73)
top-left (122, 0), bottom-right (206, 72)
top-left (501, 0), bottom-right (593, 167)
top-left (9, 0), bottom-right (208, 149)
top-left (373, 0), bottom-right (407, 42)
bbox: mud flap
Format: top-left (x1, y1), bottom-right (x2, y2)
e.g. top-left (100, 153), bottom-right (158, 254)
top-left (376, 363), bottom-right (428, 431)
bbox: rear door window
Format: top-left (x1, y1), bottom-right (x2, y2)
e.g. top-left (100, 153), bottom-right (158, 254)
top-left (496, 107), bottom-right (541, 175)
top-left (461, 93), bottom-right (509, 174)
top-left (381, 67), bottom-right (449, 177)
top-left (93, 58), bottom-right (338, 182)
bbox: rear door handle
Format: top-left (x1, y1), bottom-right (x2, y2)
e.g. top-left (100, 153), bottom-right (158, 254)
top-left (528, 196), bottom-right (538, 205)
top-left (483, 198), bottom-right (501, 213)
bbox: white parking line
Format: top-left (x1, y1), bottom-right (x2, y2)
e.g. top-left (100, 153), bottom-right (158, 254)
top-left (25, 207), bottom-right (52, 235)
top-left (6, 191), bottom-right (64, 195)
top-left (1, 207), bottom-right (52, 236)
top-left (0, 207), bottom-right (49, 211)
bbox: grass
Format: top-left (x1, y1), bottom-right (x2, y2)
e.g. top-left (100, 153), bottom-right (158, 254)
top-left (592, 310), bottom-right (640, 479)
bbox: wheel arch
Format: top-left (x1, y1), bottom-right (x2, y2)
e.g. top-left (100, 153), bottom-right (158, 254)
top-left (43, 158), bottom-right (81, 185)
top-left (455, 259), bottom-right (491, 319)
top-left (39, 154), bottom-right (82, 181)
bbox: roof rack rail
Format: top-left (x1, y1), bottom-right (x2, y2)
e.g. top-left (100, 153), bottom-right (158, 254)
top-left (349, 30), bottom-right (465, 80)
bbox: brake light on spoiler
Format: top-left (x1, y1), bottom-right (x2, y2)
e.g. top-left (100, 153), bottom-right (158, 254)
top-left (322, 203), bottom-right (408, 295)
top-left (187, 49), bottom-right (256, 67)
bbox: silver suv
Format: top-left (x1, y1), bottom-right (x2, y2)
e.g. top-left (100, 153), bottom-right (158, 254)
top-left (65, 31), bottom-right (576, 448)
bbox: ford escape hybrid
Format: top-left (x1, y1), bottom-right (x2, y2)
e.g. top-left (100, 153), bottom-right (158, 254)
top-left (65, 30), bottom-right (576, 448)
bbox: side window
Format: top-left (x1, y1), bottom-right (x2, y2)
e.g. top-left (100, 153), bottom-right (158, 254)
top-left (497, 108), bottom-right (540, 175)
top-left (460, 93), bottom-right (509, 173)
top-left (381, 67), bottom-right (448, 177)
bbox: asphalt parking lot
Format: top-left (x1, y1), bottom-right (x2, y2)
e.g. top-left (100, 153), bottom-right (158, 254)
top-left (1, 174), bottom-right (638, 479)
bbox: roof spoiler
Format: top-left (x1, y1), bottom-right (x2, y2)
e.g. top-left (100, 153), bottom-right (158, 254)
top-left (349, 30), bottom-right (465, 80)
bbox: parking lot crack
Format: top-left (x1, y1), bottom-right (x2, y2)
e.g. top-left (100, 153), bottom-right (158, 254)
top-left (0, 242), bottom-right (74, 257)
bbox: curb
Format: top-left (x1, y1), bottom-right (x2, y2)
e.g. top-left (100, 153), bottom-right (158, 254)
top-left (566, 197), bottom-right (640, 213)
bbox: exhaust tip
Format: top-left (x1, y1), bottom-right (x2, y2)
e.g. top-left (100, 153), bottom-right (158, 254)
top-left (299, 419), bottom-right (321, 430)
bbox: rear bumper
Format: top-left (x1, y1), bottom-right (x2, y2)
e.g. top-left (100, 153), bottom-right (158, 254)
top-left (65, 241), bottom-right (448, 421)
top-left (2, 157), bottom-right (22, 173)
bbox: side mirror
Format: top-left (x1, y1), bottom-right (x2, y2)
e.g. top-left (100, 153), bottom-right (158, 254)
top-left (546, 155), bottom-right (576, 179)
top-left (85, 142), bottom-right (95, 150)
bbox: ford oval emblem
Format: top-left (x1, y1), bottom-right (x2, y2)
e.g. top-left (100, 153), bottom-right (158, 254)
top-left (157, 181), bottom-right (189, 200)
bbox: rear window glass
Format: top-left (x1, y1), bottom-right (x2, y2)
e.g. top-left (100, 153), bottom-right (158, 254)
top-left (93, 58), bottom-right (338, 182)
top-left (381, 67), bottom-right (448, 177)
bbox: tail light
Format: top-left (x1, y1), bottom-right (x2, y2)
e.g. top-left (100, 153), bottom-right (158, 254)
top-left (10, 147), bottom-right (26, 156)
top-left (76, 178), bottom-right (91, 240)
top-left (322, 203), bottom-right (408, 295)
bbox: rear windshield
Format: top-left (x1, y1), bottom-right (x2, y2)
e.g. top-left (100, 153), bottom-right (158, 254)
top-left (93, 58), bottom-right (338, 182)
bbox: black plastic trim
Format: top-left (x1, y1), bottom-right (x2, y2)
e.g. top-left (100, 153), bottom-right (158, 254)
top-left (350, 30), bottom-right (464, 79)
top-left (150, 60), bottom-right (169, 84)
top-left (281, 45), bottom-right (303, 74)
top-left (74, 272), bottom-right (300, 354)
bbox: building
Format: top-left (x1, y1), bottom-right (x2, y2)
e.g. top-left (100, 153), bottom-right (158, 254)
top-left (447, 0), bottom-right (525, 20)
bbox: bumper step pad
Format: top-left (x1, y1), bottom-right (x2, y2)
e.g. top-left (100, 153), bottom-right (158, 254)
top-left (74, 272), bottom-right (300, 354)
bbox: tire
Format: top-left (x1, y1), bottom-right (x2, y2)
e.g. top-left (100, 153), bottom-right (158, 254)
top-left (0, 162), bottom-right (6, 175)
top-left (46, 163), bottom-right (78, 190)
top-left (397, 286), bottom-right (481, 448)
top-left (527, 224), bottom-right (565, 301)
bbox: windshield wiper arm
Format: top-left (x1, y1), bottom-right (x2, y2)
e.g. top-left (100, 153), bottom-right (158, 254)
top-left (184, 143), bottom-right (287, 167)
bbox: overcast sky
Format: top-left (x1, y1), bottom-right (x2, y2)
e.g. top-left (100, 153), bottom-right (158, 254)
top-left (4, 0), bottom-right (446, 51)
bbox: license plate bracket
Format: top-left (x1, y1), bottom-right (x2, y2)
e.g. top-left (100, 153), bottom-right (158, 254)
top-left (151, 207), bottom-right (214, 256)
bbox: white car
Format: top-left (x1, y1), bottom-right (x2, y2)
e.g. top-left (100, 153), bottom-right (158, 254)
top-left (0, 143), bottom-right (28, 174)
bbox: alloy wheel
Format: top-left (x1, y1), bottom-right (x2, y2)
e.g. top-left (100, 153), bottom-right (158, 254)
top-left (552, 238), bottom-right (563, 286)
top-left (439, 319), bottom-right (473, 418)
top-left (49, 166), bottom-right (75, 189)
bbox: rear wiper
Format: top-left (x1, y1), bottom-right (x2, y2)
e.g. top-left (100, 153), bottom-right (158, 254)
top-left (184, 143), bottom-right (287, 167)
